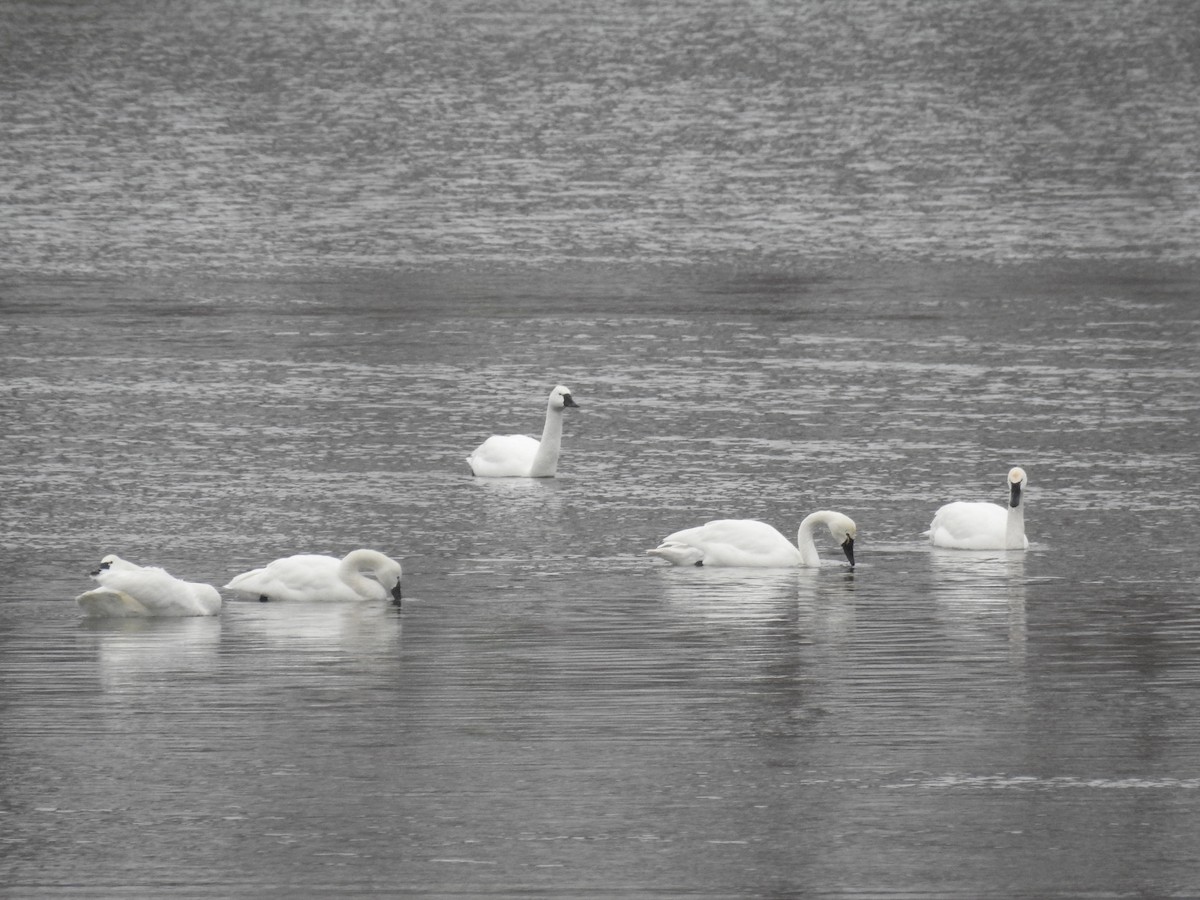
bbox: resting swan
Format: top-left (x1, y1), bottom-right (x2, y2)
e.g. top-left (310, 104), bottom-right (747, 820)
top-left (76, 554), bottom-right (222, 617)
top-left (926, 467), bottom-right (1029, 550)
top-left (647, 512), bottom-right (857, 568)
top-left (223, 549), bottom-right (403, 604)
top-left (466, 384), bottom-right (578, 477)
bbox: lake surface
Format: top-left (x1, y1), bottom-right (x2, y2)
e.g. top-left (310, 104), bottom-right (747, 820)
top-left (3, 0), bottom-right (1200, 897)
top-left (3, 271), bottom-right (1199, 898)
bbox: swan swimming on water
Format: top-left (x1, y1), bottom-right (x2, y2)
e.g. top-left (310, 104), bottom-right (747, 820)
top-left (223, 549), bottom-right (403, 604)
top-left (466, 384), bottom-right (578, 477)
top-left (647, 511), bottom-right (857, 568)
top-left (76, 554), bottom-right (222, 617)
top-left (926, 467), bottom-right (1029, 550)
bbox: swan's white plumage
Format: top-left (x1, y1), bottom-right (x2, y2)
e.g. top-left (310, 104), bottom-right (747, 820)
top-left (223, 549), bottom-right (403, 603)
top-left (647, 512), bottom-right (857, 568)
top-left (927, 466), bottom-right (1030, 550)
top-left (467, 384), bottom-right (578, 477)
top-left (76, 554), bottom-right (222, 617)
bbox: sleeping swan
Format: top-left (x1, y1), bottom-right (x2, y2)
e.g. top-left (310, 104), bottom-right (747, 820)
top-left (926, 467), bottom-right (1029, 550)
top-left (224, 549), bottom-right (403, 604)
top-left (647, 511), bottom-right (857, 568)
top-left (76, 554), bottom-right (222, 617)
top-left (466, 384), bottom-right (578, 477)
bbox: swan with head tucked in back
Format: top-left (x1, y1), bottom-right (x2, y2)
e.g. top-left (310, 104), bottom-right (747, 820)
top-left (76, 554), bottom-right (222, 617)
top-left (223, 549), bottom-right (403, 604)
top-left (926, 467), bottom-right (1029, 550)
top-left (466, 384), bottom-right (579, 477)
top-left (647, 511), bottom-right (857, 568)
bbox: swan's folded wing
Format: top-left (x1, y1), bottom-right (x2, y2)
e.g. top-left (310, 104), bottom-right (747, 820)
top-left (223, 566), bottom-right (269, 594)
top-left (225, 556), bottom-right (347, 601)
top-left (466, 434), bottom-right (540, 476)
top-left (76, 587), bottom-right (152, 617)
top-left (928, 501), bottom-right (1009, 549)
top-left (646, 541), bottom-right (705, 566)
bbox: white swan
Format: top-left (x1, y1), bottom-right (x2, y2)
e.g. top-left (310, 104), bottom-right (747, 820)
top-left (76, 554), bottom-right (222, 617)
top-left (466, 384), bottom-right (579, 477)
top-left (926, 467), bottom-right (1029, 550)
top-left (223, 549), bottom-right (403, 604)
top-left (647, 512), bottom-right (857, 568)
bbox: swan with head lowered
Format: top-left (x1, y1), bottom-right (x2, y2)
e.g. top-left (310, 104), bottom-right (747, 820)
top-left (466, 384), bottom-right (578, 477)
top-left (224, 549), bottom-right (403, 604)
top-left (76, 554), bottom-right (222, 617)
top-left (647, 511), bottom-right (857, 568)
top-left (926, 467), bottom-right (1029, 550)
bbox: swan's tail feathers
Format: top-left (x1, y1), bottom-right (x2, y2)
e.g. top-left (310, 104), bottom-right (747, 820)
top-left (76, 587), bottom-right (151, 618)
top-left (223, 568), bottom-right (265, 592)
top-left (646, 543), bottom-right (705, 566)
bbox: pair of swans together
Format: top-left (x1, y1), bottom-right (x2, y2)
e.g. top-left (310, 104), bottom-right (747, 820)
top-left (76, 549), bottom-right (404, 619)
top-left (649, 466), bottom-right (1029, 568)
top-left (461, 385), bottom-right (858, 568)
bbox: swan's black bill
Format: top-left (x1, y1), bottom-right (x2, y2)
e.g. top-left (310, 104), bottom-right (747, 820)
top-left (1009, 481), bottom-right (1022, 509)
top-left (842, 537), bottom-right (855, 567)
top-left (563, 394), bottom-right (579, 408)
top-left (89, 561), bottom-right (111, 576)
top-left (391, 583), bottom-right (403, 605)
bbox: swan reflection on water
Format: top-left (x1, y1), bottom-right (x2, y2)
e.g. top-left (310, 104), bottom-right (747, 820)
top-left (655, 564), bottom-right (857, 625)
top-left (225, 599), bottom-right (403, 653)
top-left (78, 615), bottom-right (222, 693)
top-left (929, 547), bottom-right (1028, 660)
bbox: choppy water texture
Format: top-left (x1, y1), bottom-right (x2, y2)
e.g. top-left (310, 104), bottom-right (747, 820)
top-left (3, 272), bottom-right (1199, 898)
top-left (3, 1), bottom-right (1200, 898)
top-left (2, 0), bottom-right (1199, 272)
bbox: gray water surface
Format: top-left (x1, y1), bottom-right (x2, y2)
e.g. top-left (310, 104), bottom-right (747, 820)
top-left (3, 272), bottom-right (1199, 897)
top-left (3, 0), bottom-right (1200, 895)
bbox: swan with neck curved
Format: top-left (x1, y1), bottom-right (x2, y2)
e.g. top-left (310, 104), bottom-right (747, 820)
top-left (466, 384), bottom-right (578, 477)
top-left (76, 554), bottom-right (222, 617)
top-left (647, 511), bottom-right (857, 568)
top-left (223, 549), bottom-right (403, 603)
top-left (926, 467), bottom-right (1029, 550)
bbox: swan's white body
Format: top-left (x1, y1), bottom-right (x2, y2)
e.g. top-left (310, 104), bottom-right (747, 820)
top-left (927, 467), bottom-right (1029, 550)
top-left (467, 384), bottom-right (578, 477)
top-left (76, 554), bottom-right (222, 617)
top-left (223, 549), bottom-right (403, 603)
top-left (647, 512), bottom-right (857, 568)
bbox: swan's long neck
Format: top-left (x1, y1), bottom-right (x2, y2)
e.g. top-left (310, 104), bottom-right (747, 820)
top-left (339, 551), bottom-right (382, 598)
top-left (1005, 493), bottom-right (1026, 550)
top-left (796, 512), bottom-right (831, 567)
top-left (529, 402), bottom-right (565, 477)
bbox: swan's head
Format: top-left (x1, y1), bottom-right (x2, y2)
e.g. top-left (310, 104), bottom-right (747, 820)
top-left (374, 559), bottom-right (403, 605)
top-left (550, 384), bottom-right (579, 410)
top-left (90, 553), bottom-right (129, 576)
top-left (828, 514), bottom-right (857, 567)
top-left (1008, 466), bottom-right (1027, 509)
top-left (345, 549), bottom-right (403, 604)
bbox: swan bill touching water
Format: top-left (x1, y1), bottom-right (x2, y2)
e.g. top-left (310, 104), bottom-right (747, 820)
top-left (926, 466), bottom-right (1029, 550)
top-left (647, 511), bottom-right (857, 568)
top-left (224, 549), bottom-right (404, 604)
top-left (76, 554), bottom-right (222, 617)
top-left (466, 384), bottom-right (578, 478)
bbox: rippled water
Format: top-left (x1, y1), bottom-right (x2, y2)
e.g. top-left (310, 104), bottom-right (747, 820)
top-left (3, 271), bottom-right (1199, 897)
top-left (4, 0), bottom-right (1200, 896)
top-left (2, 0), bottom-right (1199, 272)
